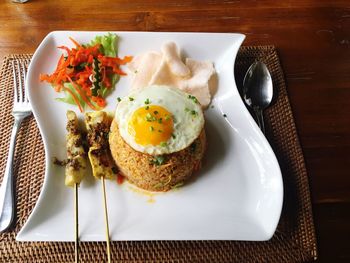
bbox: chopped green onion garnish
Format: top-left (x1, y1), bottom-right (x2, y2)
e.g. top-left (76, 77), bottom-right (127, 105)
top-left (144, 98), bottom-right (150, 104)
top-left (160, 142), bottom-right (167, 147)
top-left (117, 97), bottom-right (121, 102)
top-left (129, 97), bottom-right (134, 101)
top-left (146, 113), bottom-right (152, 121)
top-left (188, 94), bottom-right (199, 104)
top-left (149, 126), bottom-right (154, 132)
top-left (149, 155), bottom-right (165, 166)
top-left (165, 115), bottom-right (171, 121)
top-left (154, 111), bottom-right (158, 115)
top-left (145, 106), bottom-right (149, 110)
top-left (191, 110), bottom-right (198, 116)
top-left (158, 118), bottom-right (163, 124)
top-left (171, 133), bottom-right (176, 139)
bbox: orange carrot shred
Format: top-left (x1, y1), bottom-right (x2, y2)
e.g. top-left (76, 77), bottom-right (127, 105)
top-left (62, 87), bottom-right (83, 112)
top-left (69, 37), bottom-right (82, 48)
top-left (40, 35), bottom-right (132, 111)
top-left (66, 75), bottom-right (98, 111)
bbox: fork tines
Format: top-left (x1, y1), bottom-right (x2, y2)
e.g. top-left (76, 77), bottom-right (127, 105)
top-left (11, 58), bottom-right (31, 104)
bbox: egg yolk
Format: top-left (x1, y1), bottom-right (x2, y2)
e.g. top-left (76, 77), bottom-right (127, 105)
top-left (128, 105), bottom-right (174, 146)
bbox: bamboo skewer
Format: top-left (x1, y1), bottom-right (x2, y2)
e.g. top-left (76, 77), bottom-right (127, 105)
top-left (84, 111), bottom-right (116, 263)
top-left (64, 111), bottom-right (87, 263)
top-left (74, 183), bottom-right (79, 263)
top-left (101, 177), bottom-right (111, 263)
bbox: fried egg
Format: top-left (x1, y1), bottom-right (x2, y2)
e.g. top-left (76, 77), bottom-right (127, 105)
top-left (115, 85), bottom-right (204, 155)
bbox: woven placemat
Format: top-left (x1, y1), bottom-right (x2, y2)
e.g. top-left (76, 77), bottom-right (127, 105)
top-left (0, 47), bottom-right (317, 262)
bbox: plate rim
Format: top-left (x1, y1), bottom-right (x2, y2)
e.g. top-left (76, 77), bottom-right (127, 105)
top-left (17, 30), bottom-right (283, 242)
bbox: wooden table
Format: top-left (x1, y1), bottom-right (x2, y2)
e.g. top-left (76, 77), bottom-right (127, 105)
top-left (1, 1), bottom-right (349, 262)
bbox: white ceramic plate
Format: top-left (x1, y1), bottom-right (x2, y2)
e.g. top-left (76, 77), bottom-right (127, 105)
top-left (17, 31), bottom-right (283, 241)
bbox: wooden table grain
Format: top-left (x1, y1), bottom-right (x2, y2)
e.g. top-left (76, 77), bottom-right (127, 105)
top-left (1, 1), bottom-right (349, 262)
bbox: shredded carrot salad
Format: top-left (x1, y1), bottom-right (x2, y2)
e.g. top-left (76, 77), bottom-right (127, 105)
top-left (39, 34), bottom-right (132, 112)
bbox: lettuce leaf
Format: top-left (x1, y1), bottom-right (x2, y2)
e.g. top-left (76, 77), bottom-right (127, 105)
top-left (101, 73), bottom-right (120, 97)
top-left (55, 83), bottom-right (86, 109)
top-left (89, 33), bottom-right (118, 57)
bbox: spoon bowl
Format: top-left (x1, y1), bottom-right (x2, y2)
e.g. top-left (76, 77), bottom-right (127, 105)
top-left (242, 61), bottom-right (273, 134)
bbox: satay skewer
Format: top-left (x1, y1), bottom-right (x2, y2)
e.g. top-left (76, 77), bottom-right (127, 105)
top-left (74, 183), bottom-right (79, 263)
top-left (85, 111), bottom-right (116, 263)
top-left (65, 111), bottom-right (88, 263)
top-left (101, 177), bottom-right (111, 263)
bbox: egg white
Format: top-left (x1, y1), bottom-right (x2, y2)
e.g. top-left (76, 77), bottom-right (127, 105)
top-left (115, 85), bottom-right (204, 155)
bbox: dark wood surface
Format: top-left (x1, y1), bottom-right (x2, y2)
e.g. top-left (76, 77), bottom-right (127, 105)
top-left (1, 1), bottom-right (349, 262)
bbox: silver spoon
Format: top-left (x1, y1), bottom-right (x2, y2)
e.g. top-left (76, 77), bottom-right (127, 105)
top-left (242, 61), bottom-right (273, 134)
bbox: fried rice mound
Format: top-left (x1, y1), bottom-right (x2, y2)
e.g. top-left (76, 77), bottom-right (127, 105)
top-left (109, 120), bottom-right (206, 192)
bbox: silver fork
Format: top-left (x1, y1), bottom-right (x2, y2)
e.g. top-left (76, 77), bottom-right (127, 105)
top-left (0, 58), bottom-right (32, 232)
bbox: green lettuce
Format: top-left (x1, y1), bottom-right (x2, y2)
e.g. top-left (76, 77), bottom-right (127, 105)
top-left (55, 82), bottom-right (86, 108)
top-left (89, 33), bottom-right (118, 57)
